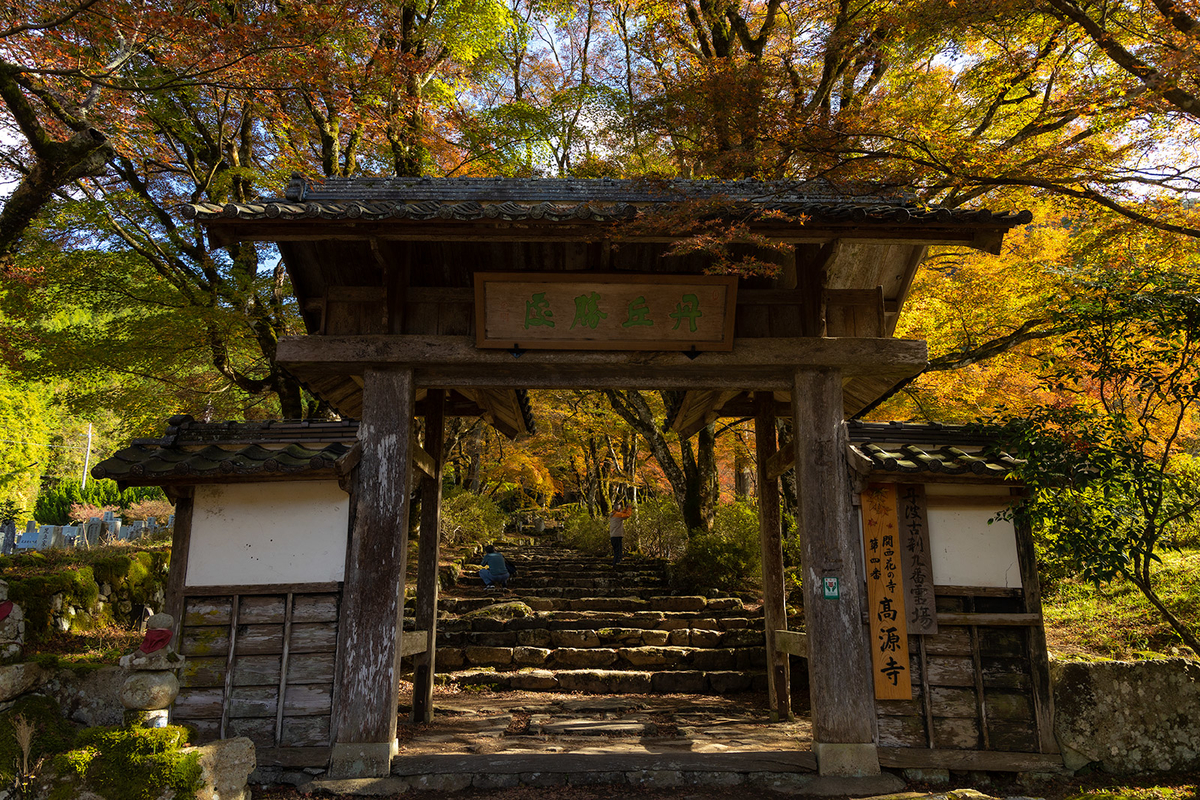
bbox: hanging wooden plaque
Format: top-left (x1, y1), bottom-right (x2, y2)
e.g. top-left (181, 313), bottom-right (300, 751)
top-left (474, 273), bottom-right (738, 351)
top-left (897, 483), bottom-right (938, 635)
top-left (861, 483), bottom-right (913, 700)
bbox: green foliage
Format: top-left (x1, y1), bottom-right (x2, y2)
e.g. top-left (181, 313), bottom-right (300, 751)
top-left (624, 497), bottom-right (687, 559)
top-left (672, 501), bottom-right (761, 592)
top-left (34, 478), bottom-right (164, 526)
top-left (439, 488), bottom-right (508, 548)
top-left (560, 506), bottom-right (609, 556)
top-left (982, 262), bottom-right (1200, 652)
top-left (0, 377), bottom-right (53, 513)
top-left (52, 725), bottom-right (202, 800)
top-left (0, 696), bottom-right (76, 784)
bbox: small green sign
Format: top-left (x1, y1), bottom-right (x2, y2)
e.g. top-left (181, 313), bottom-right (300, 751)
top-left (823, 577), bottom-right (840, 600)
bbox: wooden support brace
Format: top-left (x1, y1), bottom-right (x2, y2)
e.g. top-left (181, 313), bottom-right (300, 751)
top-left (765, 439), bottom-right (795, 480)
top-left (400, 630), bottom-right (429, 658)
top-left (412, 445), bottom-right (436, 479)
top-left (774, 630), bottom-right (809, 658)
top-left (411, 389), bottom-right (446, 725)
top-left (755, 392), bottom-right (791, 722)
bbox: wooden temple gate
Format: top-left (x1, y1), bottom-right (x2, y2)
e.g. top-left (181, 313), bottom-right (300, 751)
top-left (115, 177), bottom-right (1040, 778)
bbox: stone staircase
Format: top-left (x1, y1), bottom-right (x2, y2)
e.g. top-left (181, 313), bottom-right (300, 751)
top-left (424, 537), bottom-right (771, 695)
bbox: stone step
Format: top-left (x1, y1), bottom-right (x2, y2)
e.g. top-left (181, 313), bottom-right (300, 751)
top-left (304, 751), bottom-right (910, 797)
top-left (431, 614), bottom-right (761, 635)
top-left (438, 626), bottom-right (765, 650)
top-left (435, 643), bottom-right (768, 672)
top-left (437, 595), bottom-right (757, 616)
top-left (433, 667), bottom-right (771, 695)
top-left (453, 586), bottom-right (675, 600)
top-left (457, 575), bottom-right (667, 589)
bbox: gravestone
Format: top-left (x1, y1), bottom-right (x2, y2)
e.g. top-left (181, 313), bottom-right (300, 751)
top-left (61, 526), bottom-right (79, 547)
top-left (14, 527), bottom-right (36, 550)
top-left (84, 518), bottom-right (103, 547)
top-left (167, 515), bottom-right (175, 528)
top-left (108, 518), bottom-right (123, 540)
top-left (36, 526), bottom-right (65, 550)
top-left (0, 520), bottom-right (15, 556)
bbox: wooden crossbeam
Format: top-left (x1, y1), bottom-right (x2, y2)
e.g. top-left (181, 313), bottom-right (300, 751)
top-left (936, 612), bottom-right (1041, 627)
top-left (774, 630), bottom-right (809, 658)
top-left (412, 445), bottom-right (436, 479)
top-left (400, 630), bottom-right (429, 658)
top-left (278, 335), bottom-right (928, 391)
top-left (764, 440), bottom-right (795, 480)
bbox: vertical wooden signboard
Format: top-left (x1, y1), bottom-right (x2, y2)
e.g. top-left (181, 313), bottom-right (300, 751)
top-left (897, 484), bottom-right (938, 635)
top-left (862, 484), bottom-right (912, 700)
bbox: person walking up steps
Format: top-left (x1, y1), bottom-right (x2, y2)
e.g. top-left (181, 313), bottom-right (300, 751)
top-left (609, 503), bottom-right (633, 567)
top-left (479, 544), bottom-right (510, 591)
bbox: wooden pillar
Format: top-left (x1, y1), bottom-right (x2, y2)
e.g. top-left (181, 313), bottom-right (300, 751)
top-left (755, 392), bottom-right (792, 722)
top-left (411, 389), bottom-right (446, 724)
top-left (792, 369), bottom-right (879, 777)
top-left (330, 367), bottom-right (415, 778)
top-left (163, 487), bottom-right (195, 648)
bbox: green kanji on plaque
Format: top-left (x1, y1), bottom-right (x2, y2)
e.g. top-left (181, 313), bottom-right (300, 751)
top-left (622, 296), bottom-right (654, 328)
top-left (669, 293), bottom-right (702, 332)
top-left (570, 292), bottom-right (608, 329)
top-left (524, 292), bottom-right (555, 329)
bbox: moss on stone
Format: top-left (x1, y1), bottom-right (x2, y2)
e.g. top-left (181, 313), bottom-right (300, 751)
top-left (7, 567), bottom-right (100, 642)
top-left (51, 724), bottom-right (202, 800)
top-left (462, 601), bottom-right (534, 620)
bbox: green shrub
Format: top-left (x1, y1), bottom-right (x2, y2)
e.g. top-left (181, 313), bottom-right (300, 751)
top-left (34, 479), bottom-right (164, 526)
top-left (672, 501), bottom-right (762, 592)
top-left (560, 507), bottom-right (609, 556)
top-left (625, 497), bottom-right (687, 559)
top-left (52, 725), bottom-right (202, 800)
top-left (439, 488), bottom-right (507, 548)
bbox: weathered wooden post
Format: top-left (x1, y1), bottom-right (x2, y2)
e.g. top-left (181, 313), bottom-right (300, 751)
top-left (330, 367), bottom-right (415, 778)
top-left (792, 368), bottom-right (878, 777)
top-left (411, 389), bottom-right (446, 724)
top-left (754, 391), bottom-right (791, 721)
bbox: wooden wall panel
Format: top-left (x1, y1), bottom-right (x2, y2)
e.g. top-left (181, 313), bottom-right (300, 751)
top-left (172, 588), bottom-right (342, 759)
top-left (874, 588), bottom-right (1053, 759)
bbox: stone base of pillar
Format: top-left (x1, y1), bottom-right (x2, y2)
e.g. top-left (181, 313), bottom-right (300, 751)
top-left (329, 740), bottom-right (398, 779)
top-left (814, 742), bottom-right (881, 777)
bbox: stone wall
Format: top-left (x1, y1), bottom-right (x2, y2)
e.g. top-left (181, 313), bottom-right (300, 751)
top-left (1053, 657), bottom-right (1200, 774)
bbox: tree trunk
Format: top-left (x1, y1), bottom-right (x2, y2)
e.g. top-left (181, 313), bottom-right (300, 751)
top-left (603, 389), bottom-right (717, 532)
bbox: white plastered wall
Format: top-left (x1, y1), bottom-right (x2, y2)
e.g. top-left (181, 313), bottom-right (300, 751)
top-left (186, 481), bottom-right (349, 587)
top-left (926, 485), bottom-right (1022, 588)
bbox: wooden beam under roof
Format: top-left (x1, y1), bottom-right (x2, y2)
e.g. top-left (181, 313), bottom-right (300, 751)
top-left (286, 376), bottom-right (530, 440)
top-left (276, 335), bottom-right (928, 391)
top-left (670, 389), bottom-right (745, 439)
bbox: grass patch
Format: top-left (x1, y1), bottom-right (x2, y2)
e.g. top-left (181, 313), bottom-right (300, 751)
top-left (1042, 547), bottom-right (1200, 660)
top-left (25, 625), bottom-right (142, 669)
